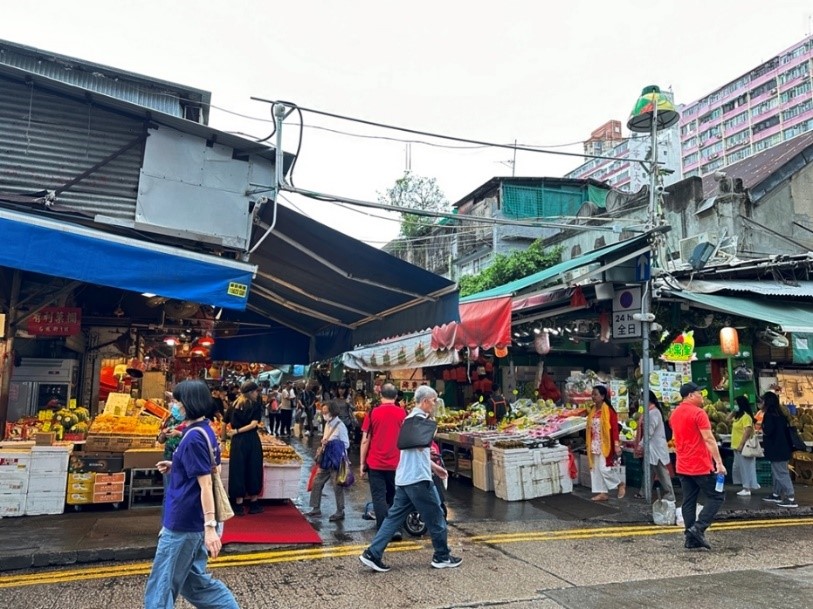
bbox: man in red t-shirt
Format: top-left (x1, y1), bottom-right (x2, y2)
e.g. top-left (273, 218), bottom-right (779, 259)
top-left (670, 382), bottom-right (726, 550)
top-left (360, 383), bottom-right (407, 538)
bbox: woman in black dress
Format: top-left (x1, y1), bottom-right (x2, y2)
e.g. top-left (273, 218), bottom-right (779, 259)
top-left (225, 381), bottom-right (264, 515)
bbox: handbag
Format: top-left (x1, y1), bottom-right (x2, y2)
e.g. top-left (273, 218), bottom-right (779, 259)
top-left (397, 415), bottom-right (438, 450)
top-left (306, 463), bottom-right (319, 492)
top-left (186, 426), bottom-right (234, 523)
top-left (787, 425), bottom-right (807, 452)
top-left (336, 457), bottom-right (355, 488)
top-left (741, 433), bottom-right (764, 458)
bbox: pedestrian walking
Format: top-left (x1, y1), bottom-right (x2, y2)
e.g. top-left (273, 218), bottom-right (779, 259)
top-left (760, 391), bottom-right (798, 508)
top-left (634, 391), bottom-right (675, 502)
top-left (730, 395), bottom-right (759, 497)
top-left (144, 379), bottom-right (239, 609)
top-left (360, 382), bottom-right (407, 540)
top-left (304, 400), bottom-right (350, 521)
top-left (671, 382), bottom-right (727, 550)
top-left (298, 383), bottom-right (317, 437)
top-left (279, 381), bottom-right (295, 437)
top-left (359, 385), bottom-right (462, 573)
top-left (586, 385), bottom-right (625, 501)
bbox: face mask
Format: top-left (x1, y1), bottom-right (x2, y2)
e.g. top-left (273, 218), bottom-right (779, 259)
top-left (171, 403), bottom-right (185, 421)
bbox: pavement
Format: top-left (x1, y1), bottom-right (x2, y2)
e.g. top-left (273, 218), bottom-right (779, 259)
top-left (2, 434), bottom-right (812, 572)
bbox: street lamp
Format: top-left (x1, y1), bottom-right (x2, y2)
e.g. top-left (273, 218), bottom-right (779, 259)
top-left (627, 85), bottom-right (679, 504)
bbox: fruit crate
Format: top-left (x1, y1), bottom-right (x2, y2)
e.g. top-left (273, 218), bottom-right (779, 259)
top-left (622, 451), bottom-right (643, 488)
top-left (756, 458), bottom-right (773, 487)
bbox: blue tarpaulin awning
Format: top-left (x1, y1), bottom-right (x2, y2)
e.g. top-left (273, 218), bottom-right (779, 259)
top-left (0, 207), bottom-right (256, 310)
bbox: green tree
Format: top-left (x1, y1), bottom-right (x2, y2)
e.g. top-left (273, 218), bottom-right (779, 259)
top-left (378, 173), bottom-right (449, 239)
top-left (458, 241), bottom-right (562, 297)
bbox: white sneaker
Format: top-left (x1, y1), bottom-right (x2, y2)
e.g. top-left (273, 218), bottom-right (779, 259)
top-left (736, 489), bottom-right (751, 497)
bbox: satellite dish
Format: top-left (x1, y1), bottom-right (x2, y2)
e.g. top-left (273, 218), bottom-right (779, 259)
top-left (759, 328), bottom-right (789, 348)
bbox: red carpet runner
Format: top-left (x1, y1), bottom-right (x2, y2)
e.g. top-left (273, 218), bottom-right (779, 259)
top-left (220, 500), bottom-right (322, 545)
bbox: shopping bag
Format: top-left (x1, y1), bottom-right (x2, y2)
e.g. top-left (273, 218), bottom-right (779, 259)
top-left (652, 497), bottom-right (676, 526)
top-left (306, 463), bottom-right (319, 492)
top-left (336, 458), bottom-right (355, 488)
top-left (742, 434), bottom-right (764, 458)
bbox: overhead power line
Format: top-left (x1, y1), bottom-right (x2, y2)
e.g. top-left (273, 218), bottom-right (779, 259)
top-left (252, 97), bottom-right (651, 164)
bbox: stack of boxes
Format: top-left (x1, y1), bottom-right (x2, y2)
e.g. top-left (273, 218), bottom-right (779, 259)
top-left (66, 453), bottom-right (126, 508)
top-left (0, 447), bottom-right (31, 517)
top-left (26, 445), bottom-right (71, 515)
top-left (492, 445), bottom-right (573, 501)
top-left (0, 443), bottom-right (71, 516)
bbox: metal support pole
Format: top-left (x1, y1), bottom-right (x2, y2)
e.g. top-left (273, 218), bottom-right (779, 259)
top-left (0, 270), bottom-right (22, 432)
top-left (247, 103), bottom-right (286, 256)
top-left (641, 103), bottom-right (659, 504)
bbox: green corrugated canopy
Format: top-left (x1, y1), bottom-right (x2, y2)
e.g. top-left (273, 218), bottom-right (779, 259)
top-left (669, 291), bottom-right (813, 333)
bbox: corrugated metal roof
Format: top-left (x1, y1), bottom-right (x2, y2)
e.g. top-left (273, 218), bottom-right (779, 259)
top-left (677, 279), bottom-right (813, 297)
top-left (0, 62), bottom-right (287, 165)
top-left (0, 39), bottom-right (210, 122)
top-left (701, 131), bottom-right (813, 200)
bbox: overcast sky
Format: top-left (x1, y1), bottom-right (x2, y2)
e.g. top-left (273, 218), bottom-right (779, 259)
top-left (2, 1), bottom-right (812, 246)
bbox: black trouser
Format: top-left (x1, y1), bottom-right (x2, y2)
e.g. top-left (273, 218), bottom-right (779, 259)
top-left (303, 405), bottom-right (315, 433)
top-left (367, 468), bottom-right (397, 530)
top-left (679, 473), bottom-right (725, 533)
top-left (279, 409), bottom-right (293, 436)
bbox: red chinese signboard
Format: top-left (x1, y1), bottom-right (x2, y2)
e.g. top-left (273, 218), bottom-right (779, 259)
top-left (27, 307), bottom-right (82, 336)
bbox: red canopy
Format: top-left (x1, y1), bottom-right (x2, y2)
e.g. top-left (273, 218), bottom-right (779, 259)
top-left (431, 297), bottom-right (512, 351)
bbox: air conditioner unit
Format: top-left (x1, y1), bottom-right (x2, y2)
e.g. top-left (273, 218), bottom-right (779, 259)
top-left (709, 152), bottom-right (719, 159)
top-left (770, 88), bottom-right (777, 94)
top-left (679, 232), bottom-right (718, 263)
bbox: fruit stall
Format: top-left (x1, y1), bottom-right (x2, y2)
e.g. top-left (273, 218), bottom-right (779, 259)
top-left (220, 433), bottom-right (303, 500)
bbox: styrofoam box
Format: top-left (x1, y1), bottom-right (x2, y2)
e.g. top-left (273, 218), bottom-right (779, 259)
top-left (493, 465), bottom-right (524, 501)
top-left (472, 459), bottom-right (494, 492)
top-left (28, 472), bottom-right (68, 494)
top-left (262, 479), bottom-right (299, 500)
top-left (29, 446), bottom-right (71, 473)
top-left (25, 491), bottom-right (65, 516)
top-left (0, 450), bottom-right (31, 473)
top-left (0, 492), bottom-right (26, 517)
top-left (0, 471), bottom-right (29, 494)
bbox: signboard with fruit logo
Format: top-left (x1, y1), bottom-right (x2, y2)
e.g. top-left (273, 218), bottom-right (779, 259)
top-left (660, 331), bottom-right (697, 363)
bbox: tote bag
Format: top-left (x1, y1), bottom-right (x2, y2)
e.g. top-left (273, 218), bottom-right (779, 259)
top-left (397, 415), bottom-right (437, 450)
top-left (186, 426), bottom-right (234, 523)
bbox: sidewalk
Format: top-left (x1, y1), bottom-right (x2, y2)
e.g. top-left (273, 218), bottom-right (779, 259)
top-left (1, 435), bottom-right (811, 571)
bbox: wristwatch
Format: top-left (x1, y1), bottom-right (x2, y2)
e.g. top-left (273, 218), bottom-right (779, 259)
top-left (204, 519), bottom-right (218, 528)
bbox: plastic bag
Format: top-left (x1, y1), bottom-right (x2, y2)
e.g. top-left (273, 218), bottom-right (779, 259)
top-left (306, 463), bottom-right (319, 492)
top-left (336, 458), bottom-right (355, 488)
top-left (652, 499), bottom-right (676, 526)
top-left (675, 503), bottom-right (703, 527)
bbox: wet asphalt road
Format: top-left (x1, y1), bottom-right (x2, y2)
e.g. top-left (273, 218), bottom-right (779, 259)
top-left (2, 434), bottom-right (813, 608)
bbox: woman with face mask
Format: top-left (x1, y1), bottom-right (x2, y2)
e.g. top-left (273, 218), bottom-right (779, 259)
top-left (730, 395), bottom-right (759, 497)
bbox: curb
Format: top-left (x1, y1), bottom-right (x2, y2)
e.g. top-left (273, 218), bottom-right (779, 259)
top-left (0, 546), bottom-right (157, 573)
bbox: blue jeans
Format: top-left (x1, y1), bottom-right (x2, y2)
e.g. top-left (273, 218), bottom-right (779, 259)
top-left (366, 480), bottom-right (450, 562)
top-left (679, 473), bottom-right (725, 534)
top-left (144, 528), bottom-right (239, 609)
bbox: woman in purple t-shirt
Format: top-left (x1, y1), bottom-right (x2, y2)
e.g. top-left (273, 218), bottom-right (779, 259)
top-left (144, 380), bottom-right (239, 609)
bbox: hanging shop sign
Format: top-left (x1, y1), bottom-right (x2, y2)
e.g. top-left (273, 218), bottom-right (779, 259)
top-left (660, 331), bottom-right (697, 363)
top-left (343, 332), bottom-right (459, 372)
top-left (26, 307), bottom-right (82, 336)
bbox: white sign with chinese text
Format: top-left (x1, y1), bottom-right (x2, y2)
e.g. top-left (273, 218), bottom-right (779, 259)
top-left (612, 287), bottom-right (642, 339)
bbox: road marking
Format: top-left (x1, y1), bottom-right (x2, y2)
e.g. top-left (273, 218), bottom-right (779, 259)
top-left (1, 518), bottom-right (810, 589)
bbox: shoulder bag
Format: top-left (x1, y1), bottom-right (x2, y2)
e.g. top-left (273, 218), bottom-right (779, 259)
top-left (741, 432), bottom-right (764, 458)
top-left (397, 415), bottom-right (437, 450)
top-left (186, 426), bottom-right (234, 523)
top-left (787, 424), bottom-right (807, 452)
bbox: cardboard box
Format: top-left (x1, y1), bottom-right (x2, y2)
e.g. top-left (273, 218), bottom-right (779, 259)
top-left (95, 471), bottom-right (126, 484)
top-left (68, 452), bottom-right (124, 474)
top-left (84, 434), bottom-right (156, 453)
top-left (123, 448), bottom-right (164, 470)
top-left (35, 432), bottom-right (56, 446)
top-left (93, 489), bottom-right (125, 504)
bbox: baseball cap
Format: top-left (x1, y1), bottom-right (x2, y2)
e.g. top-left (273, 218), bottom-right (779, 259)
top-left (680, 382), bottom-right (701, 398)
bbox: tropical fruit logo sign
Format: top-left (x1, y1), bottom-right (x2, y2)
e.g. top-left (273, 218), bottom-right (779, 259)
top-left (661, 331), bottom-right (696, 362)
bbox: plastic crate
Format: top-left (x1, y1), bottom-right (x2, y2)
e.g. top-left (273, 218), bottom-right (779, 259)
top-left (622, 452), bottom-right (643, 488)
top-left (756, 459), bottom-right (773, 487)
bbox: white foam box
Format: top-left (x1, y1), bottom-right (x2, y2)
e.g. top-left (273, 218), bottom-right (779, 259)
top-left (493, 463), bottom-right (524, 501)
top-left (260, 464), bottom-right (301, 499)
top-left (472, 458), bottom-right (494, 492)
top-left (29, 445), bottom-right (71, 473)
top-left (0, 450), bottom-right (31, 473)
top-left (0, 471), bottom-right (29, 494)
top-left (25, 491), bottom-right (65, 516)
top-left (559, 475), bottom-right (574, 494)
top-left (0, 492), bottom-right (26, 517)
top-left (28, 471), bottom-right (68, 494)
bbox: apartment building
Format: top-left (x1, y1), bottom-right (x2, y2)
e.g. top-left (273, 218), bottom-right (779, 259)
top-left (680, 35), bottom-right (813, 178)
